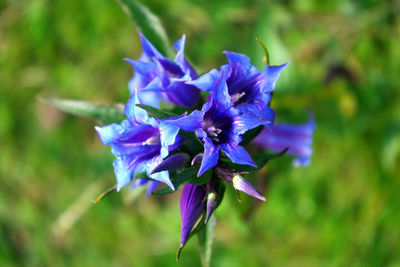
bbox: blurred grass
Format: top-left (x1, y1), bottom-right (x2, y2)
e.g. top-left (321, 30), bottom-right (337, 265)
top-left (1, 0), bottom-right (400, 266)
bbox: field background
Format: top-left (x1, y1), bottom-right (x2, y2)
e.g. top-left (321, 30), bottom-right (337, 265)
top-left (1, 0), bottom-right (399, 266)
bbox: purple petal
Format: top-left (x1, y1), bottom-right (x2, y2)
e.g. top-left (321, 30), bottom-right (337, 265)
top-left (124, 89), bottom-right (150, 124)
top-left (139, 33), bottom-right (164, 59)
top-left (253, 116), bottom-right (315, 166)
top-left (210, 69), bottom-right (232, 111)
top-left (224, 51), bottom-right (259, 93)
top-left (258, 62), bottom-right (289, 93)
top-left (150, 153), bottom-right (189, 174)
top-left (167, 110), bottom-right (204, 132)
top-left (165, 79), bottom-right (200, 108)
top-left (159, 120), bottom-right (181, 158)
top-left (198, 137), bottom-right (219, 176)
top-left (220, 142), bottom-right (256, 167)
top-left (174, 34), bottom-right (197, 79)
top-left (232, 175), bottom-right (265, 201)
top-left (180, 184), bottom-right (205, 247)
top-left (186, 68), bottom-right (220, 91)
top-left (148, 170), bottom-right (174, 190)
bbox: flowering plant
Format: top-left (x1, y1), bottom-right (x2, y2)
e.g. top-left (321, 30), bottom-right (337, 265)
top-left (45, 0), bottom-right (315, 265)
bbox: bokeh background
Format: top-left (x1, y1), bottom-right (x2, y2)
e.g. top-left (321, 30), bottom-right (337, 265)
top-left (1, 0), bottom-right (400, 266)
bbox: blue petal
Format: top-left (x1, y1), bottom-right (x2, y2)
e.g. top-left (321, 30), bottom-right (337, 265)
top-left (198, 137), bottom-right (219, 176)
top-left (159, 120), bottom-right (180, 158)
top-left (150, 153), bottom-right (189, 174)
top-left (165, 79), bottom-right (200, 108)
top-left (238, 105), bottom-right (275, 130)
top-left (174, 34), bottom-right (197, 79)
top-left (224, 51), bottom-right (259, 92)
top-left (220, 142), bottom-right (256, 167)
top-left (210, 69), bottom-right (232, 111)
top-left (167, 110), bottom-right (204, 132)
top-left (95, 123), bottom-right (124, 145)
top-left (148, 170), bottom-right (174, 190)
top-left (139, 33), bottom-right (164, 59)
top-left (114, 158), bottom-right (136, 191)
top-left (186, 68), bottom-right (221, 91)
top-left (258, 62), bottom-right (289, 93)
top-left (124, 89), bottom-right (150, 124)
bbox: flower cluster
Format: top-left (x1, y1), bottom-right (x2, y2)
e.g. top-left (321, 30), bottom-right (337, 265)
top-left (96, 34), bottom-right (315, 252)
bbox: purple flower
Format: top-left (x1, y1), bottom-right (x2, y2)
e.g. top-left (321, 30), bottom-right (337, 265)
top-left (95, 90), bottom-right (183, 191)
top-left (253, 115), bottom-right (316, 166)
top-left (188, 51), bottom-right (288, 128)
top-left (180, 183), bottom-right (205, 248)
top-left (126, 33), bottom-right (200, 108)
top-left (168, 71), bottom-right (265, 177)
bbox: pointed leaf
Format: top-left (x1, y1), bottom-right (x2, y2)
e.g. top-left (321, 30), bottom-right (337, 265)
top-left (41, 97), bottom-right (125, 124)
top-left (136, 104), bottom-right (179, 119)
top-left (117, 0), bottom-right (173, 57)
top-left (239, 125), bottom-right (264, 146)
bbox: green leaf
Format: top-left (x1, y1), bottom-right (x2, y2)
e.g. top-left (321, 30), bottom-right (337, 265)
top-left (117, 0), bottom-right (173, 57)
top-left (152, 168), bottom-right (212, 195)
top-left (197, 215), bottom-right (216, 267)
top-left (136, 104), bottom-right (179, 119)
top-left (240, 125), bottom-right (264, 146)
top-left (180, 131), bottom-right (204, 155)
top-left (41, 97), bottom-right (125, 124)
top-left (222, 148), bottom-right (288, 172)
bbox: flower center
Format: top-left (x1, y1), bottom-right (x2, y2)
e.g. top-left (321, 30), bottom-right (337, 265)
top-left (230, 92), bottom-right (246, 105)
top-left (143, 135), bottom-right (160, 146)
top-left (203, 122), bottom-right (223, 144)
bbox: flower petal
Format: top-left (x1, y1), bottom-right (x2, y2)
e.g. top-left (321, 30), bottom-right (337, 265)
top-left (220, 142), bottom-right (256, 167)
top-left (232, 175), bottom-right (265, 201)
top-left (124, 89), bottom-right (150, 124)
top-left (150, 153), bottom-right (189, 174)
top-left (258, 62), bottom-right (289, 93)
top-left (167, 110), bottom-right (204, 132)
top-left (159, 120), bottom-right (181, 158)
top-left (186, 68), bottom-right (221, 91)
top-left (174, 34), bottom-right (197, 79)
top-left (139, 33), bottom-right (164, 59)
top-left (198, 137), bottom-right (219, 176)
top-left (180, 184), bottom-right (205, 248)
top-left (165, 79), bottom-right (200, 108)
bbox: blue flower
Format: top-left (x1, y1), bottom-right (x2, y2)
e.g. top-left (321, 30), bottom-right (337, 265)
top-left (95, 90), bottom-right (183, 191)
top-left (188, 51), bottom-right (288, 128)
top-left (253, 115), bottom-right (316, 166)
top-left (125, 33), bottom-right (200, 108)
top-left (168, 71), bottom-right (265, 177)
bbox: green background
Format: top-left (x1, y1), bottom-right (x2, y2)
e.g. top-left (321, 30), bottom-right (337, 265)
top-left (1, 0), bottom-right (399, 266)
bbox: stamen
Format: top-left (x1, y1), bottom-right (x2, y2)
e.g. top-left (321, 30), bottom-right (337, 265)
top-left (143, 136), bottom-right (159, 145)
top-left (230, 92), bottom-right (246, 104)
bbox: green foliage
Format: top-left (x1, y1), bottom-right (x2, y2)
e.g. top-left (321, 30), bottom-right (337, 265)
top-left (1, 0), bottom-right (399, 266)
top-left (136, 104), bottom-right (179, 119)
top-left (117, 0), bottom-right (173, 57)
top-left (42, 97), bottom-right (126, 124)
